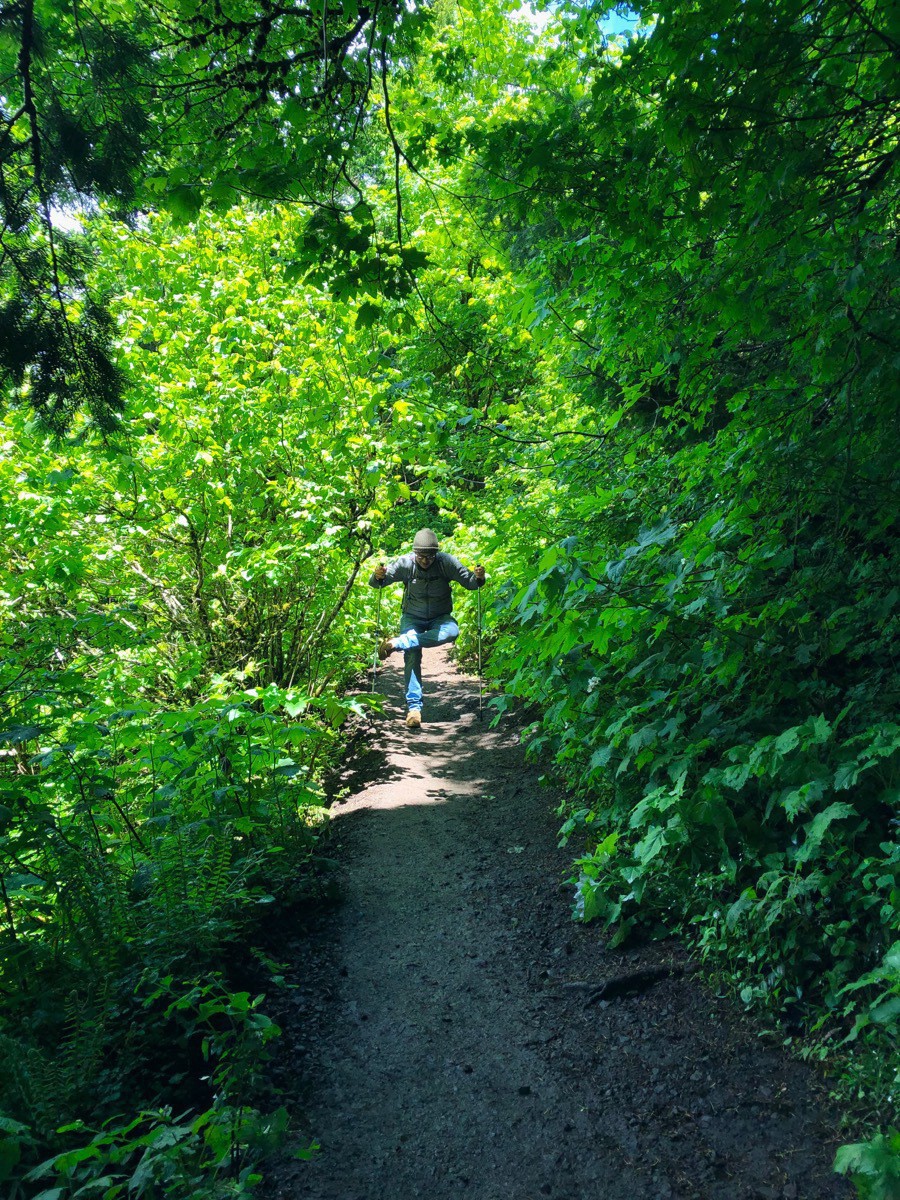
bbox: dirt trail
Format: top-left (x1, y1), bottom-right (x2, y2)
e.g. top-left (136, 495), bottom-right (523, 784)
top-left (267, 649), bottom-right (850, 1200)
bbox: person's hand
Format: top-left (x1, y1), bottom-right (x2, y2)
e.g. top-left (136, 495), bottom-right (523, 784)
top-left (474, 563), bottom-right (485, 583)
top-left (374, 563), bottom-right (387, 581)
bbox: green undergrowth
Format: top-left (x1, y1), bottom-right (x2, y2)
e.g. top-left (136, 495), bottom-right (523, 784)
top-left (0, 668), bottom-right (372, 1198)
top-left (485, 500), bottom-right (898, 1192)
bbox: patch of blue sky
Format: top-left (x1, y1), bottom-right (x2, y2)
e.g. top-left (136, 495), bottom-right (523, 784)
top-left (602, 7), bottom-right (639, 37)
top-left (514, 3), bottom-right (640, 39)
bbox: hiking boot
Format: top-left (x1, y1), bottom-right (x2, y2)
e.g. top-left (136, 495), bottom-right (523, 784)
top-left (406, 708), bottom-right (422, 729)
top-left (378, 637), bottom-right (396, 660)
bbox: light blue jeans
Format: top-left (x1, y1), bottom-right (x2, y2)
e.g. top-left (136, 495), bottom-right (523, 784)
top-left (392, 613), bottom-right (460, 712)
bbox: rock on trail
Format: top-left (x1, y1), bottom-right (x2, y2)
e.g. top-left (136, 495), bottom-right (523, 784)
top-left (265, 647), bottom-right (849, 1200)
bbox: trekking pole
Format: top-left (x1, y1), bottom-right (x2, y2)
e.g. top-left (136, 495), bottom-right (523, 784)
top-left (371, 584), bottom-right (382, 693)
top-left (477, 584), bottom-right (484, 721)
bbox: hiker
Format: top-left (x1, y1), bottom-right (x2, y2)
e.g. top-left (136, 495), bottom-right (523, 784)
top-left (369, 528), bottom-right (485, 728)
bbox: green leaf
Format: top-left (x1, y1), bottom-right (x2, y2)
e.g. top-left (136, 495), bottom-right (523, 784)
top-left (870, 996), bottom-right (900, 1026)
top-left (0, 725), bottom-right (42, 744)
top-left (166, 183), bottom-right (203, 222)
top-left (400, 247), bottom-right (429, 271)
top-left (725, 888), bottom-right (756, 931)
top-left (795, 803), bottom-right (856, 863)
top-left (775, 727), bottom-right (800, 754)
top-left (355, 301), bottom-right (382, 329)
top-left (834, 761), bottom-right (859, 790)
top-left (834, 1130), bottom-right (900, 1198)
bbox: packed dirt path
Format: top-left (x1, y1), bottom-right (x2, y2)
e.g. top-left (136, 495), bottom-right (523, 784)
top-left (266, 649), bottom-right (850, 1200)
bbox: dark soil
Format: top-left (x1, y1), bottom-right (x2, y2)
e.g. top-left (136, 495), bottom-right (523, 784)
top-left (264, 648), bottom-right (851, 1200)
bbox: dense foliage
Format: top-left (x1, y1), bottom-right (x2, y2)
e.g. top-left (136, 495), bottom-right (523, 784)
top-left (0, 191), bottom-right (454, 1191)
top-left (1, 0), bottom-right (897, 1195)
top-left (0, 0), bottom-right (426, 427)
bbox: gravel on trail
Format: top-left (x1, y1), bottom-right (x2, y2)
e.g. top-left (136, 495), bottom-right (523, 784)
top-left (264, 646), bottom-right (850, 1200)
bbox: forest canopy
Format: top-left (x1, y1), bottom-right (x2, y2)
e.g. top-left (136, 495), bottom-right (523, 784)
top-left (0, 0), bottom-right (425, 428)
top-left (1, 0), bottom-right (898, 1196)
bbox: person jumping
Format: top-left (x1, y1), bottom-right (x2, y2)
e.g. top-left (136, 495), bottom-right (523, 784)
top-left (369, 528), bottom-right (486, 728)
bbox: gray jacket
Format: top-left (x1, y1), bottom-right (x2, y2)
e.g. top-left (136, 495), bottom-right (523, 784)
top-left (369, 552), bottom-right (483, 621)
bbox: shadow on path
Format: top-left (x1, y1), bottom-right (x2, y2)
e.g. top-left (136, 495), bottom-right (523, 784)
top-left (267, 648), bottom-right (849, 1200)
